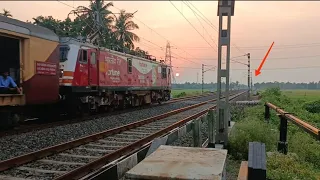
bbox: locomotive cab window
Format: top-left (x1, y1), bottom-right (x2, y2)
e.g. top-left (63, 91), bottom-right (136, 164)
top-left (128, 58), bottom-right (132, 73)
top-left (161, 67), bottom-right (167, 79)
top-left (0, 35), bottom-right (21, 94)
top-left (90, 52), bottom-right (96, 64)
top-left (79, 49), bottom-right (88, 64)
top-left (59, 45), bottom-right (70, 62)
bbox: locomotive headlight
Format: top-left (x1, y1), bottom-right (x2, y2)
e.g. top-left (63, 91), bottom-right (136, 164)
top-left (60, 69), bottom-right (64, 78)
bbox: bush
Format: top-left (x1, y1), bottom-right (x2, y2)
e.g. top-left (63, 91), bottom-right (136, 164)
top-left (303, 100), bottom-right (320, 113)
top-left (175, 92), bottom-right (187, 98)
top-left (228, 117), bottom-right (277, 160)
top-left (267, 152), bottom-right (320, 180)
top-left (289, 132), bottom-right (320, 168)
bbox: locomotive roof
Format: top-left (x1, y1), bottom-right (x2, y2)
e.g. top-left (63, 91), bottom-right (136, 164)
top-left (60, 37), bottom-right (168, 66)
top-left (0, 16), bottom-right (59, 42)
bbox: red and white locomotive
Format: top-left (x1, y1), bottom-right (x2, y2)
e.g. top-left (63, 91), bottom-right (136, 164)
top-left (59, 37), bottom-right (171, 115)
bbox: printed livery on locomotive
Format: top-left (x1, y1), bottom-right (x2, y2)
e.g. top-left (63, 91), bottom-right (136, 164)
top-left (59, 37), bottom-right (171, 114)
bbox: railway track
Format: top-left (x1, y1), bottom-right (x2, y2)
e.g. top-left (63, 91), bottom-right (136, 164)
top-left (0, 91), bottom-right (245, 180)
top-left (0, 93), bottom-right (214, 138)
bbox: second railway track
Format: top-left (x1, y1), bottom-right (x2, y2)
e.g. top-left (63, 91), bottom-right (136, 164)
top-left (0, 91), bottom-right (245, 180)
top-left (0, 93), bottom-right (214, 138)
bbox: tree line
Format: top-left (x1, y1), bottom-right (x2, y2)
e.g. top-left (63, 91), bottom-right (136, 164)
top-left (1, 1), bottom-right (154, 60)
top-left (172, 81), bottom-right (248, 90)
top-left (254, 81), bottom-right (320, 90)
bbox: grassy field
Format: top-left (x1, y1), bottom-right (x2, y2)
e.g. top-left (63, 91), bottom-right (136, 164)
top-left (282, 89), bottom-right (320, 101)
top-left (171, 89), bottom-right (211, 98)
top-left (227, 88), bottom-right (320, 179)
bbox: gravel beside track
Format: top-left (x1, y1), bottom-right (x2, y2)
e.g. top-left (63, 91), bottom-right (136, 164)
top-left (0, 102), bottom-right (218, 180)
top-left (0, 94), bottom-right (218, 161)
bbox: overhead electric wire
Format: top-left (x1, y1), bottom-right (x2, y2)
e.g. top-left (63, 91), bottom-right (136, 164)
top-left (187, 1), bottom-right (246, 54)
top-left (179, 54), bottom-right (320, 61)
top-left (182, 1), bottom-right (218, 49)
top-left (178, 2), bottom-right (249, 67)
top-left (169, 1), bottom-right (217, 51)
top-left (177, 43), bottom-right (320, 50)
top-left (111, 5), bottom-right (204, 65)
top-left (172, 65), bottom-right (320, 71)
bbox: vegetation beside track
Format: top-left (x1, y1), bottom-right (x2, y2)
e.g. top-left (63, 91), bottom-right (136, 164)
top-left (228, 87), bottom-right (320, 180)
top-left (171, 89), bottom-right (211, 98)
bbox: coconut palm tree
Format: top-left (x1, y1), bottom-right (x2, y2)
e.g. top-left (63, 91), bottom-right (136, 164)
top-left (1, 9), bottom-right (12, 17)
top-left (113, 9), bottom-right (140, 51)
top-left (69, 0), bottom-right (114, 44)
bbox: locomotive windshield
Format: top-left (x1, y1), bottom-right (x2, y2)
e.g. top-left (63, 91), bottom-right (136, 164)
top-left (59, 45), bottom-right (70, 62)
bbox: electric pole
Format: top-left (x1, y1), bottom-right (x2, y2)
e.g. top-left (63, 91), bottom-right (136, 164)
top-left (165, 42), bottom-right (175, 84)
top-left (247, 53), bottom-right (250, 100)
top-left (251, 71), bottom-right (253, 94)
top-left (215, 0), bottom-right (235, 147)
top-left (202, 64), bottom-right (204, 94)
top-left (197, 72), bottom-right (199, 84)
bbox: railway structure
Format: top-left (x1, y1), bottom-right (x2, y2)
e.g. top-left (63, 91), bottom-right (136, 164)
top-left (0, 15), bottom-right (171, 129)
top-left (0, 91), bottom-right (245, 180)
top-left (0, 92), bottom-right (215, 138)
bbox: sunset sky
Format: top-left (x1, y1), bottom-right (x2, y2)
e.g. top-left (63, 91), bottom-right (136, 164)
top-left (1, 1), bottom-right (320, 84)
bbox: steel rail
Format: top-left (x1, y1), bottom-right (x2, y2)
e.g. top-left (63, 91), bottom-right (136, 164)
top-left (0, 91), bottom-right (238, 172)
top-left (0, 93), bottom-right (214, 138)
top-left (54, 91), bottom-right (246, 180)
top-left (266, 102), bottom-right (320, 139)
top-left (0, 91), bottom-right (245, 179)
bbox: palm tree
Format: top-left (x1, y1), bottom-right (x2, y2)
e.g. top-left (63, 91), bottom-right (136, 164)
top-left (1, 9), bottom-right (12, 17)
top-left (113, 9), bottom-right (140, 51)
top-left (69, 0), bottom-right (114, 44)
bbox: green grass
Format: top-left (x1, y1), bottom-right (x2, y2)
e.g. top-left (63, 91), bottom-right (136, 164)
top-left (171, 89), bottom-right (210, 98)
top-left (282, 89), bottom-right (320, 101)
top-left (228, 88), bottom-right (320, 180)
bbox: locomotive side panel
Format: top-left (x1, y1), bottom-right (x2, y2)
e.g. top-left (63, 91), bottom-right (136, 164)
top-left (23, 37), bottom-right (60, 104)
top-left (99, 51), bottom-right (170, 90)
top-left (0, 16), bottom-right (60, 105)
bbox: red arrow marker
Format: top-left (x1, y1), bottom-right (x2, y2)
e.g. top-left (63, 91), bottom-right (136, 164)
top-left (255, 42), bottom-right (275, 76)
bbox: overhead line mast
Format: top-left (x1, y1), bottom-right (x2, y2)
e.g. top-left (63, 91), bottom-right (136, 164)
top-left (165, 42), bottom-right (176, 84)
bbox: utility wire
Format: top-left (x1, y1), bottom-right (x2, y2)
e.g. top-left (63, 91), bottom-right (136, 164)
top-left (172, 65), bottom-right (320, 71)
top-left (112, 5), bottom-right (204, 65)
top-left (187, 1), bottom-right (246, 54)
top-left (177, 43), bottom-right (320, 50)
top-left (180, 54), bottom-right (320, 61)
top-left (169, 1), bottom-right (217, 51)
top-left (182, 1), bottom-right (218, 49)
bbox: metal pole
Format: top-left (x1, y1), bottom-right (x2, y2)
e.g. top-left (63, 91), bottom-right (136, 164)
top-left (202, 64), bottom-right (204, 94)
top-left (264, 104), bottom-right (270, 123)
top-left (208, 109), bottom-right (215, 148)
top-left (278, 115), bottom-right (288, 154)
top-left (251, 71), bottom-right (253, 94)
top-left (193, 119), bottom-right (201, 147)
top-left (247, 53), bottom-right (250, 100)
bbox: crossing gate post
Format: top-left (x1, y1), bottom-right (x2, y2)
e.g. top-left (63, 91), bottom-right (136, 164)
top-left (264, 104), bottom-right (270, 123)
top-left (208, 110), bottom-right (216, 148)
top-left (277, 115), bottom-right (288, 154)
top-left (193, 118), bottom-right (201, 147)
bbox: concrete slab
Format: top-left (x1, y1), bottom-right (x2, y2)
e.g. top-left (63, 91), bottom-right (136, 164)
top-left (125, 145), bottom-right (228, 180)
